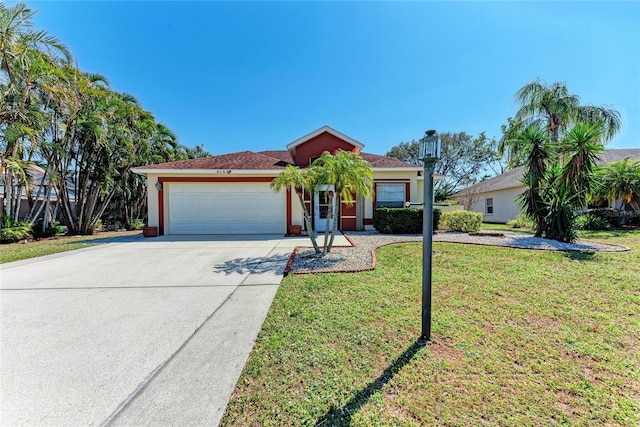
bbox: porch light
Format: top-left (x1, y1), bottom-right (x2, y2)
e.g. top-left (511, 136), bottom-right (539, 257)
top-left (420, 129), bottom-right (440, 341)
top-left (419, 129), bottom-right (441, 162)
top-left (155, 180), bottom-right (163, 192)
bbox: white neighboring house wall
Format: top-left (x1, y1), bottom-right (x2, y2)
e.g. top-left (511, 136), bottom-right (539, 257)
top-left (470, 186), bottom-right (524, 224)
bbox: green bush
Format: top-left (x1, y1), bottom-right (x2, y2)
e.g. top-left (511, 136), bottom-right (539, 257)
top-left (91, 219), bottom-right (103, 233)
top-left (1, 220), bottom-right (33, 243)
top-left (32, 220), bottom-right (65, 238)
top-left (373, 208), bottom-right (441, 234)
top-left (574, 213), bottom-right (611, 231)
top-left (441, 210), bottom-right (483, 232)
top-left (506, 213), bottom-right (533, 229)
top-left (588, 208), bottom-right (623, 227)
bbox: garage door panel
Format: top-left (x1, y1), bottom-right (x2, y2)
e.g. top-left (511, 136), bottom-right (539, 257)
top-left (168, 183), bottom-right (285, 234)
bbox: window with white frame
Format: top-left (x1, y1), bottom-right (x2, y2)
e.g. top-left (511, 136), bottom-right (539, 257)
top-left (376, 183), bottom-right (406, 208)
top-left (486, 198), bottom-right (494, 214)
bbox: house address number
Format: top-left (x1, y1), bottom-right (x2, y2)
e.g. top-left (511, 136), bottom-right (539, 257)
top-left (217, 170), bottom-right (232, 174)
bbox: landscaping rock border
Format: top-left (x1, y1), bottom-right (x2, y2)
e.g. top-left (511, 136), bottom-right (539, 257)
top-left (285, 231), bottom-right (629, 275)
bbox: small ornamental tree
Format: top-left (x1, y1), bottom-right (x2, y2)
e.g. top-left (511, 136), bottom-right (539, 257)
top-left (311, 150), bottom-right (374, 255)
top-left (271, 165), bottom-right (320, 253)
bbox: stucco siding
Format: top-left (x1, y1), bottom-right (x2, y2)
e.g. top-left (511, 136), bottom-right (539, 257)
top-left (144, 170), bottom-right (421, 232)
top-left (146, 173), bottom-right (160, 229)
top-left (471, 186), bottom-right (524, 223)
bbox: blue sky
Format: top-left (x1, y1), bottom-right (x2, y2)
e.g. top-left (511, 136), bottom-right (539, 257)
top-left (19, 1), bottom-right (640, 157)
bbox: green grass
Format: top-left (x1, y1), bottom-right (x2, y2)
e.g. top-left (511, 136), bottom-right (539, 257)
top-left (0, 230), bottom-right (141, 263)
top-left (222, 230), bottom-right (640, 426)
top-left (481, 222), bottom-right (534, 233)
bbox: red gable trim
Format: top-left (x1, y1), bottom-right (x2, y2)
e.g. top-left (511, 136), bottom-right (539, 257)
top-left (292, 132), bottom-right (360, 167)
top-left (286, 125), bottom-right (364, 151)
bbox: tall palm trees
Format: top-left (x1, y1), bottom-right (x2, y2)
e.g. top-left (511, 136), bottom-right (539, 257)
top-left (509, 79), bottom-right (621, 242)
top-left (499, 79), bottom-right (621, 170)
top-left (1, 3), bottom-right (199, 234)
top-left (515, 127), bottom-right (551, 237)
top-left (514, 79), bottom-right (620, 143)
top-left (1, 2), bottom-right (71, 222)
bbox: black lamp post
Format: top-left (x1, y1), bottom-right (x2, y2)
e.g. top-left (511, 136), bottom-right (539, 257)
top-left (419, 129), bottom-right (440, 341)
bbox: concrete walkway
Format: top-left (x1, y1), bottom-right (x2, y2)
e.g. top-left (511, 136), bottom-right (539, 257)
top-left (0, 234), bottom-right (345, 426)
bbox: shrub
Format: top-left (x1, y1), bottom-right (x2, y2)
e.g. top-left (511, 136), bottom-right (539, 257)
top-left (574, 213), bottom-right (611, 231)
top-left (506, 213), bottom-right (533, 229)
top-left (1, 220), bottom-right (33, 243)
top-left (32, 220), bottom-right (65, 238)
top-left (373, 208), bottom-right (441, 234)
top-left (92, 219), bottom-right (104, 233)
top-left (441, 211), bottom-right (483, 232)
top-left (131, 219), bottom-right (145, 230)
top-left (587, 208), bottom-right (623, 227)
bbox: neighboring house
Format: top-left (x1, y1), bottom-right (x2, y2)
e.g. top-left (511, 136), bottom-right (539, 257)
top-left (452, 148), bottom-right (640, 224)
top-left (132, 125), bottom-right (435, 235)
top-left (0, 163), bottom-right (72, 220)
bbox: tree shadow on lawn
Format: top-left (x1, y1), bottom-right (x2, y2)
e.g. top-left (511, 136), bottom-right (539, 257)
top-left (213, 253), bottom-right (292, 275)
top-left (563, 250), bottom-right (597, 261)
top-left (315, 339), bottom-right (426, 426)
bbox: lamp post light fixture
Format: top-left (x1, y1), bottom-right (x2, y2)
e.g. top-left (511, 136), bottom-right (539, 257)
top-left (419, 129), bottom-right (440, 341)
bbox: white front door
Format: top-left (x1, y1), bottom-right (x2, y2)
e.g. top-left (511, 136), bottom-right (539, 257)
top-left (314, 185), bottom-right (335, 232)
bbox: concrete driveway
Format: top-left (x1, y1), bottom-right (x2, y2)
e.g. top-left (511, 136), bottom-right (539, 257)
top-left (0, 234), bottom-right (307, 426)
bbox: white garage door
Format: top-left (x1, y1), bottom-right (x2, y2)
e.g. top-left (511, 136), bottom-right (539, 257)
top-left (168, 183), bottom-right (285, 234)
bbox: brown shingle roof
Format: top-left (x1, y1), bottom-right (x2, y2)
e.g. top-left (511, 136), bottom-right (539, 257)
top-left (360, 152), bottom-right (421, 168)
top-left (137, 149), bottom-right (420, 172)
top-left (138, 151), bottom-right (291, 170)
top-left (257, 150), bottom-right (294, 163)
top-left (258, 150), bottom-right (418, 168)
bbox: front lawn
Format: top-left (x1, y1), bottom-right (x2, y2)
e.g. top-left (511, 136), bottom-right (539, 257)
top-left (0, 230), bottom-right (141, 264)
top-left (222, 230), bottom-right (640, 426)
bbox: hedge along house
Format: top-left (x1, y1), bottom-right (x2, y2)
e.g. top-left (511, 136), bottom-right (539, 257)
top-left (131, 125), bottom-right (431, 236)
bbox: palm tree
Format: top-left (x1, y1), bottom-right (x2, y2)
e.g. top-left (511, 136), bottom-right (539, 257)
top-left (593, 158), bottom-right (640, 211)
top-left (514, 79), bottom-right (620, 143)
top-left (559, 121), bottom-right (605, 208)
top-left (0, 3), bottom-right (71, 81)
top-left (1, 3), bottom-right (71, 222)
top-left (515, 126), bottom-right (552, 237)
top-left (311, 150), bottom-right (373, 254)
top-left (271, 165), bottom-right (320, 253)
top-left (543, 165), bottom-right (578, 243)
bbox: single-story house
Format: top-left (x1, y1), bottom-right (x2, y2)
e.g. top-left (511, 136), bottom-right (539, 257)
top-left (452, 148), bottom-right (640, 223)
top-left (132, 125), bottom-right (437, 235)
top-left (0, 163), bottom-right (71, 220)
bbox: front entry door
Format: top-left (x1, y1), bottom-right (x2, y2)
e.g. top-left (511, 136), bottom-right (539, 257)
top-left (314, 185), bottom-right (336, 232)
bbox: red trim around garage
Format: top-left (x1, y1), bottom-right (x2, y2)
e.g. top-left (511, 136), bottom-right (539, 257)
top-left (286, 187), bottom-right (292, 233)
top-left (158, 184), bottom-right (165, 235)
top-left (158, 176), bottom-right (275, 183)
top-left (156, 176), bottom-right (278, 236)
